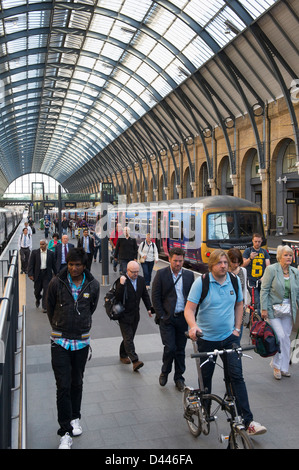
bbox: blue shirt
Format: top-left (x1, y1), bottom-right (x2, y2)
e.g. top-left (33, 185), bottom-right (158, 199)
top-left (171, 269), bottom-right (185, 313)
top-left (187, 272), bottom-right (243, 341)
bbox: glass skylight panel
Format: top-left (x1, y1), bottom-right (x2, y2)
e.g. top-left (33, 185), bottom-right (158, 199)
top-left (110, 21), bottom-right (136, 43)
top-left (151, 75), bottom-right (172, 97)
top-left (137, 62), bottom-right (158, 82)
top-left (163, 18), bottom-right (196, 51)
top-left (89, 13), bottom-right (114, 35)
top-left (146, 6), bottom-right (173, 36)
top-left (122, 109), bottom-right (135, 124)
top-left (80, 95), bottom-right (95, 107)
top-left (88, 74), bottom-right (106, 88)
top-left (83, 37), bottom-right (104, 55)
top-left (118, 89), bottom-right (134, 105)
top-left (130, 101), bottom-right (146, 117)
top-left (239, 0), bottom-right (276, 18)
top-left (10, 71), bottom-right (27, 83)
top-left (83, 85), bottom-right (98, 98)
top-left (73, 70), bottom-right (90, 83)
top-left (149, 43), bottom-right (175, 69)
top-left (183, 35), bottom-right (214, 68)
top-left (106, 83), bottom-right (121, 97)
top-left (133, 34), bottom-right (156, 56)
top-left (9, 57), bottom-right (26, 69)
top-left (122, 54), bottom-right (142, 72)
top-left (69, 11), bottom-right (91, 30)
top-left (184, 0), bottom-right (224, 27)
top-left (6, 37), bottom-right (26, 54)
top-left (120, 0), bottom-right (152, 22)
top-left (101, 43), bottom-right (124, 61)
top-left (4, 13), bottom-right (26, 34)
top-left (126, 76), bottom-right (144, 95)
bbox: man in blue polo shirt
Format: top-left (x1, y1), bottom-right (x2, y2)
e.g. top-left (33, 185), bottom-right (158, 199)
top-left (184, 249), bottom-right (267, 437)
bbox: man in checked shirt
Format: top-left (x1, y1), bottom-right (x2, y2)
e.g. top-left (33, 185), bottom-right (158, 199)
top-left (47, 247), bottom-right (100, 449)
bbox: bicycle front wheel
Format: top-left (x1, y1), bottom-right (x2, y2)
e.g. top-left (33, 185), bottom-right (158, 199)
top-left (229, 427), bottom-right (253, 449)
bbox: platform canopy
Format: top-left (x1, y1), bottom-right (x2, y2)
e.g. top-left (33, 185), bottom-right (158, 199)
top-left (0, 0), bottom-right (298, 193)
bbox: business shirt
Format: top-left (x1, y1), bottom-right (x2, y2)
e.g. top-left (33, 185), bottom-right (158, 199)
top-left (171, 269), bottom-right (185, 313)
top-left (40, 249), bottom-right (47, 269)
top-left (18, 233), bottom-right (32, 250)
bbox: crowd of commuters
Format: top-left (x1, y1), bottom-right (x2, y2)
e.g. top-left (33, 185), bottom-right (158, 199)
top-left (19, 215), bottom-right (299, 449)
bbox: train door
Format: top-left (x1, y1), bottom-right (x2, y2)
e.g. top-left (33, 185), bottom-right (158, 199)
top-left (161, 210), bottom-right (170, 256)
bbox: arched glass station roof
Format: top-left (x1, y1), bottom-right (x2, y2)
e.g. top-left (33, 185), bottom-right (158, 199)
top-left (0, 0), bottom-right (298, 194)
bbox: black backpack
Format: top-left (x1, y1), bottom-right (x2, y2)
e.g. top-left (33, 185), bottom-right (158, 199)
top-left (198, 271), bottom-right (239, 305)
top-left (104, 280), bottom-right (127, 321)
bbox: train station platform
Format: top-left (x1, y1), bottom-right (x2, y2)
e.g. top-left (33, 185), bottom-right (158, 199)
top-left (2, 221), bottom-right (299, 450)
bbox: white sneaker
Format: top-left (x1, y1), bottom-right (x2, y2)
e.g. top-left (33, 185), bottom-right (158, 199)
top-left (59, 432), bottom-right (73, 449)
top-left (70, 418), bottom-right (82, 436)
top-left (246, 421), bottom-right (267, 436)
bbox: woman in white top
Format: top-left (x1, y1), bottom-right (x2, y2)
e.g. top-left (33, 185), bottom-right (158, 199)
top-left (261, 245), bottom-right (299, 379)
top-left (228, 248), bottom-right (248, 338)
top-left (138, 233), bottom-right (159, 289)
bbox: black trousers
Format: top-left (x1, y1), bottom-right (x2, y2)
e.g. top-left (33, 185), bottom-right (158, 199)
top-left (34, 269), bottom-right (50, 309)
top-left (119, 316), bottom-right (139, 362)
top-left (20, 247), bottom-right (30, 272)
top-left (159, 313), bottom-right (188, 382)
top-left (51, 341), bottom-right (89, 436)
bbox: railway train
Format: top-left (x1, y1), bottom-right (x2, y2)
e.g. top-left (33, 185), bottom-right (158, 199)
top-left (56, 196), bottom-right (266, 273)
top-left (0, 208), bottom-right (23, 254)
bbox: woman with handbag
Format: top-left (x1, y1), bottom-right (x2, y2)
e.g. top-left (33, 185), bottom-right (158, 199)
top-left (138, 233), bottom-right (159, 289)
top-left (261, 245), bottom-right (299, 379)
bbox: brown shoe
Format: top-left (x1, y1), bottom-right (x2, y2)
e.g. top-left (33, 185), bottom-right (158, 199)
top-left (133, 360), bottom-right (144, 371)
top-left (120, 357), bottom-right (131, 364)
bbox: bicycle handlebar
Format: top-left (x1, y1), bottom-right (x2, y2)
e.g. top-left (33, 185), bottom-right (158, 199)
top-left (190, 344), bottom-right (255, 359)
top-left (185, 330), bottom-right (203, 339)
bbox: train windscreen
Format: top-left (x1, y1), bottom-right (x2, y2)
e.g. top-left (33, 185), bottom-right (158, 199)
top-left (207, 211), bottom-right (264, 247)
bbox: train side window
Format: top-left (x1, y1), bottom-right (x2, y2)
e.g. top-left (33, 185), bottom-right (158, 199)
top-left (188, 215), bottom-right (195, 242)
top-left (170, 219), bottom-right (180, 240)
top-left (141, 219), bottom-right (147, 235)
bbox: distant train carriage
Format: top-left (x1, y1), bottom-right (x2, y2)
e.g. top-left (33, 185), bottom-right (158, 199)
top-left (107, 196), bottom-right (266, 273)
top-left (0, 207), bottom-right (22, 254)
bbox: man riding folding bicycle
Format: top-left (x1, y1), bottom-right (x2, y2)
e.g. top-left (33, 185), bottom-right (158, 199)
top-left (184, 249), bottom-right (267, 437)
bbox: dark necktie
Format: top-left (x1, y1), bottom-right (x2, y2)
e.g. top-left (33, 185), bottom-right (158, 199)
top-left (64, 244), bottom-right (67, 260)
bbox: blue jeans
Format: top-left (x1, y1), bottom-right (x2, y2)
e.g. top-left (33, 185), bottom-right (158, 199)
top-left (141, 260), bottom-right (154, 286)
top-left (93, 245), bottom-right (101, 261)
top-left (196, 334), bottom-right (253, 426)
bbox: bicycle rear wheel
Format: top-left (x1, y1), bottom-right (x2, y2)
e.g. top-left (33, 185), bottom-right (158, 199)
top-left (183, 388), bottom-right (202, 437)
top-left (228, 427), bottom-right (253, 449)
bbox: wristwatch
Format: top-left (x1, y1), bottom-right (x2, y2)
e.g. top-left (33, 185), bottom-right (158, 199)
top-left (234, 328), bottom-right (241, 333)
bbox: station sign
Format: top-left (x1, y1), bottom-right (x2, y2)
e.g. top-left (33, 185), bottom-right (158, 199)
top-left (64, 202), bottom-right (77, 208)
top-left (44, 201), bottom-right (56, 208)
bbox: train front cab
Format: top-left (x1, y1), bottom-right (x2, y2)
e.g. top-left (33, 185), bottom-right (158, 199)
top-left (200, 201), bottom-right (267, 267)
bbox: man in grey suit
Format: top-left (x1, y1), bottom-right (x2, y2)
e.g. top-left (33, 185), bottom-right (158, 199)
top-left (28, 239), bottom-right (57, 312)
top-left (152, 247), bottom-right (195, 391)
top-left (54, 234), bottom-right (74, 272)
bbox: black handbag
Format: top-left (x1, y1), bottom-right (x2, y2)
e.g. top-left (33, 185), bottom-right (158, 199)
top-left (104, 280), bottom-right (127, 321)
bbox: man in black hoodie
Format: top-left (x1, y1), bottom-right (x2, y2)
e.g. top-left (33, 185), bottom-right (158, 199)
top-left (47, 247), bottom-right (100, 449)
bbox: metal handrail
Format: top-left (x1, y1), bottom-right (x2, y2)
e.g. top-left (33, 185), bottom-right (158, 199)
top-left (20, 304), bottom-right (27, 449)
top-left (0, 249), bottom-right (20, 449)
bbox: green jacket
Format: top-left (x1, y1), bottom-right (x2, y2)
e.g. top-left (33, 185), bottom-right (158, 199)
top-left (260, 263), bottom-right (299, 321)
